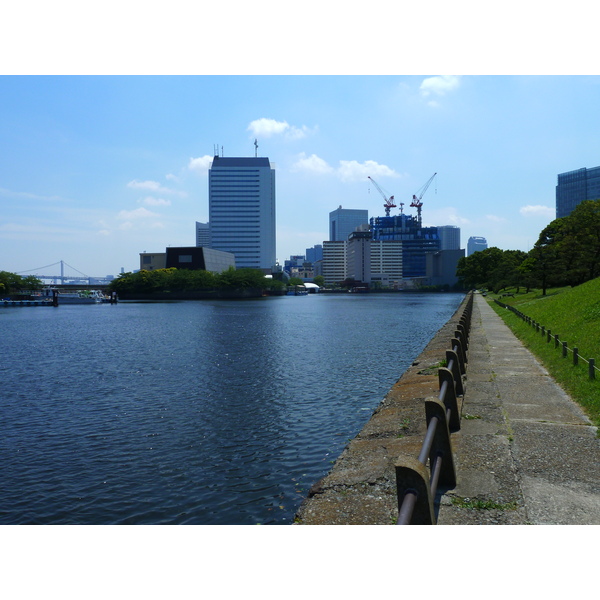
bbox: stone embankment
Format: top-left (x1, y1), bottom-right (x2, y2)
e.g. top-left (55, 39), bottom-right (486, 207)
top-left (295, 295), bottom-right (468, 525)
top-left (295, 293), bottom-right (600, 525)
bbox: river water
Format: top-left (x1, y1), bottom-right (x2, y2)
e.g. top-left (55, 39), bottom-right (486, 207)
top-left (0, 292), bottom-right (463, 525)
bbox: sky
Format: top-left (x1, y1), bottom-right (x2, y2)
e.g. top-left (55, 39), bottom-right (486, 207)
top-left (2, 4), bottom-right (600, 281)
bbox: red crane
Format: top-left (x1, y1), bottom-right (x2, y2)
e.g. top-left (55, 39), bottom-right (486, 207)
top-left (368, 176), bottom-right (396, 217)
top-left (410, 172), bottom-right (437, 226)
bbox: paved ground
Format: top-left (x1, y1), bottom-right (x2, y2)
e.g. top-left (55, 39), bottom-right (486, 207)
top-left (296, 292), bottom-right (600, 525)
top-left (437, 293), bottom-right (600, 524)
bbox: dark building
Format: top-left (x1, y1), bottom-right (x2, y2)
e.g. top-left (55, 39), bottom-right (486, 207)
top-left (556, 166), bottom-right (600, 218)
top-left (165, 247), bottom-right (235, 272)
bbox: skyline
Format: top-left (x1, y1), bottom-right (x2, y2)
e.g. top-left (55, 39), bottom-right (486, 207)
top-left (2, 75), bottom-right (600, 277)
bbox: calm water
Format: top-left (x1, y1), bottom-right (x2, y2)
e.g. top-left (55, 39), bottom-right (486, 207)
top-left (0, 292), bottom-right (463, 524)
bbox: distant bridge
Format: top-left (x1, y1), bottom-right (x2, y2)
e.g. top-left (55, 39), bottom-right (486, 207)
top-left (16, 260), bottom-right (115, 285)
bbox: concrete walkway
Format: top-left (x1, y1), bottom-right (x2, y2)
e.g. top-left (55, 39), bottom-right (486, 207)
top-left (437, 293), bottom-right (600, 524)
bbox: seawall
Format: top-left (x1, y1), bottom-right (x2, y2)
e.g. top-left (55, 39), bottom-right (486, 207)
top-left (295, 293), bottom-right (469, 524)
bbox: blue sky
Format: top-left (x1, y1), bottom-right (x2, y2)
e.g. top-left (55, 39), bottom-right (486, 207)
top-left (2, 4), bottom-right (600, 279)
top-left (1, 75), bottom-right (600, 278)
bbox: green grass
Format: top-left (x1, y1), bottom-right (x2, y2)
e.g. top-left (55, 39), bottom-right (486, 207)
top-left (487, 279), bottom-right (600, 427)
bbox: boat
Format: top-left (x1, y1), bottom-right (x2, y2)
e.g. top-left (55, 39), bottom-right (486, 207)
top-left (55, 290), bottom-right (108, 304)
top-left (287, 285), bottom-right (308, 296)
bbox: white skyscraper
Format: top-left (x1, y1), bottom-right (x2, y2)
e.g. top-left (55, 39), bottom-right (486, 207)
top-left (209, 156), bottom-right (276, 272)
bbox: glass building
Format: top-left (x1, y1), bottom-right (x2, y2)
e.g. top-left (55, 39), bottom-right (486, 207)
top-left (556, 166), bottom-right (600, 218)
top-left (467, 236), bottom-right (488, 256)
top-left (209, 156), bottom-right (276, 272)
top-left (329, 206), bottom-right (369, 241)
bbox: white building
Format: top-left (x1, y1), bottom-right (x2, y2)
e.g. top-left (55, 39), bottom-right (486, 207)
top-left (209, 156), bottom-right (276, 272)
top-left (467, 236), bottom-right (488, 256)
top-left (321, 241), bottom-right (347, 285)
top-left (370, 240), bottom-right (403, 285)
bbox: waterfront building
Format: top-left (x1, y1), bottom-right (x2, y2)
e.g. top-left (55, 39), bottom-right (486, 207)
top-left (426, 249), bottom-right (465, 288)
top-left (346, 226), bottom-right (372, 283)
top-left (370, 214), bottom-right (440, 279)
top-left (321, 241), bottom-right (347, 285)
top-left (195, 222), bottom-right (211, 247)
top-left (329, 206), bottom-right (369, 242)
top-left (165, 246), bottom-right (235, 273)
top-left (467, 236), bottom-right (488, 256)
top-left (437, 225), bottom-right (461, 250)
top-left (556, 166), bottom-right (600, 218)
top-left (139, 252), bottom-right (166, 271)
top-left (370, 240), bottom-right (403, 286)
top-left (209, 155), bottom-right (276, 272)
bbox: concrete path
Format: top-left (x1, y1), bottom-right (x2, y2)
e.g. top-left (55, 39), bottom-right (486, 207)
top-left (437, 293), bottom-right (600, 524)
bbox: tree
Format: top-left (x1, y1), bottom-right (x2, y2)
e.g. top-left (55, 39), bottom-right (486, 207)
top-left (313, 275), bottom-right (325, 287)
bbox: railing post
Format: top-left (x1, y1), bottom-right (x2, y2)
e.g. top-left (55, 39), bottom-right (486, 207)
top-left (573, 347), bottom-right (579, 366)
top-left (547, 329), bottom-right (551, 343)
top-left (562, 341), bottom-right (568, 358)
top-left (590, 358), bottom-right (596, 380)
top-left (555, 334), bottom-right (560, 349)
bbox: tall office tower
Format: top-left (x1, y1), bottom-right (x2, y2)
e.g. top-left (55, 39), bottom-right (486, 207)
top-left (306, 244), bottom-right (323, 264)
top-left (346, 226), bottom-right (372, 282)
top-left (321, 241), bottom-right (347, 285)
top-left (467, 236), bottom-right (488, 256)
top-left (329, 206), bottom-right (369, 241)
top-left (556, 166), bottom-right (600, 218)
top-left (437, 225), bottom-right (461, 250)
top-left (209, 156), bottom-right (276, 272)
top-left (370, 240), bottom-right (403, 284)
top-left (195, 221), bottom-right (211, 247)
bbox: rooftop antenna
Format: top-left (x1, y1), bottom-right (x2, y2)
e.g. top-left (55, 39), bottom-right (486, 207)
top-left (254, 138), bottom-right (258, 157)
top-left (221, 145), bottom-right (223, 157)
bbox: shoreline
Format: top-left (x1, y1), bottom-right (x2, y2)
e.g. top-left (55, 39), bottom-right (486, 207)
top-left (294, 293), bottom-right (468, 524)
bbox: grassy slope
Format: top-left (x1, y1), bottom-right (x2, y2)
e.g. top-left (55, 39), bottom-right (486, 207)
top-left (487, 279), bottom-right (600, 427)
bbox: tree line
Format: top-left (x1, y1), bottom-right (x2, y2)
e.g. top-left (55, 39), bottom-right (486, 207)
top-left (0, 271), bottom-right (42, 295)
top-left (457, 199), bottom-right (600, 294)
top-left (108, 266), bottom-right (285, 295)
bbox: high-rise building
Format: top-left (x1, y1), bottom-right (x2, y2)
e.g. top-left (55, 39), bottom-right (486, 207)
top-left (437, 225), bottom-right (461, 250)
top-left (306, 244), bottom-right (323, 264)
top-left (556, 166), bottom-right (600, 218)
top-left (346, 226), bottom-right (372, 283)
top-left (370, 214), bottom-right (440, 278)
top-left (195, 221), bottom-right (211, 247)
top-left (329, 206), bottom-right (369, 241)
top-left (467, 236), bottom-right (488, 256)
top-left (209, 156), bottom-right (276, 272)
top-left (321, 241), bottom-right (347, 285)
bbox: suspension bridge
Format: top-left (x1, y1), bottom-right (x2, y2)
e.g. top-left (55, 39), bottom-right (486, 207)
top-left (16, 261), bottom-right (116, 285)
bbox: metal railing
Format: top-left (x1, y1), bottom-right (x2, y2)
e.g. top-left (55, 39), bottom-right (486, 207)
top-left (494, 299), bottom-right (600, 380)
top-left (395, 292), bottom-right (473, 524)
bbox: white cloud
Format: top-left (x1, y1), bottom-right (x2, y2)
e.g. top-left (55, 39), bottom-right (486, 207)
top-left (248, 118), bottom-right (290, 137)
top-left (117, 207), bottom-right (160, 220)
top-left (247, 118), bottom-right (315, 140)
top-left (337, 160), bottom-right (398, 182)
top-left (292, 154), bottom-right (398, 182)
top-left (126, 179), bottom-right (184, 196)
top-left (188, 155), bottom-right (214, 173)
top-left (520, 204), bottom-right (555, 218)
top-left (139, 196), bottom-right (171, 207)
top-left (420, 75), bottom-right (461, 98)
top-left (292, 152), bottom-right (334, 175)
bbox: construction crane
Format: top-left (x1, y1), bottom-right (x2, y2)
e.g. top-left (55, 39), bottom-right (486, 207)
top-left (368, 176), bottom-right (396, 217)
top-left (410, 172), bottom-right (437, 226)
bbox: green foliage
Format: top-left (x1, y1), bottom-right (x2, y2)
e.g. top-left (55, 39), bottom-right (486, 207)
top-left (313, 275), bottom-right (325, 287)
top-left (108, 267), bottom-right (272, 294)
top-left (288, 276), bottom-right (304, 286)
top-left (0, 271), bottom-right (43, 294)
top-left (490, 278), bottom-right (600, 426)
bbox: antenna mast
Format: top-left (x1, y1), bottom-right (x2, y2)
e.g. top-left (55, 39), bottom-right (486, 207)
top-left (254, 138), bottom-right (258, 157)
